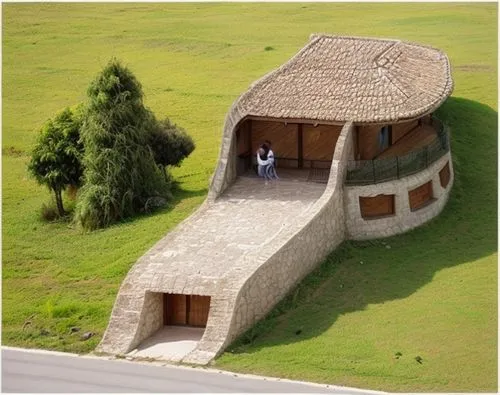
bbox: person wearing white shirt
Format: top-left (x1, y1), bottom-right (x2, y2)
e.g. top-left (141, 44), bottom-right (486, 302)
top-left (256, 141), bottom-right (278, 180)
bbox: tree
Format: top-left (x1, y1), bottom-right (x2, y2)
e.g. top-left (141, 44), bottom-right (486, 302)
top-left (74, 59), bottom-right (171, 231)
top-left (148, 117), bottom-right (195, 180)
top-left (28, 106), bottom-right (84, 217)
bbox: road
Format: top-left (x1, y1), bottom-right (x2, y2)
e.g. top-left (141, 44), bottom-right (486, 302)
top-left (2, 348), bottom-right (385, 393)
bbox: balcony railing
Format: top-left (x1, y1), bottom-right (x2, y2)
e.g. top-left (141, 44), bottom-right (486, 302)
top-left (345, 117), bottom-right (450, 186)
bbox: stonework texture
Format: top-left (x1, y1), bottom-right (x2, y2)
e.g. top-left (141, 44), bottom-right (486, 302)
top-left (344, 152), bottom-right (454, 240)
top-left (236, 34), bottom-right (453, 124)
top-left (97, 123), bottom-right (354, 364)
top-left (98, 35), bottom-right (454, 366)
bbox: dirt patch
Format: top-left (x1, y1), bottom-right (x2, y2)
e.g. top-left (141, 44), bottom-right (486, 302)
top-left (3, 146), bottom-right (26, 157)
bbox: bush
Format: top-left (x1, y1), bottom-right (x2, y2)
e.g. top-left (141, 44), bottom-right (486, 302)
top-left (148, 117), bottom-right (195, 179)
top-left (74, 59), bottom-right (172, 231)
top-left (28, 106), bottom-right (84, 217)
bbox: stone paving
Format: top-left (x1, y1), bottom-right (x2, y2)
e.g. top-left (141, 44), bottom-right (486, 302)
top-left (142, 175), bottom-right (326, 280)
top-left (127, 326), bottom-right (204, 362)
top-left (97, 172), bottom-right (331, 361)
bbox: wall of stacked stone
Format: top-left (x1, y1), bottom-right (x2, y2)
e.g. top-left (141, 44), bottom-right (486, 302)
top-left (207, 102), bottom-right (241, 201)
top-left (97, 262), bottom-right (152, 354)
top-left (131, 292), bottom-right (163, 350)
top-left (344, 152), bottom-right (454, 240)
top-left (215, 121), bottom-right (354, 355)
top-left (96, 199), bottom-right (214, 355)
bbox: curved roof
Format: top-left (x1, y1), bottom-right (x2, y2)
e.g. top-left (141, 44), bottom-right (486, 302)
top-left (237, 34), bottom-right (453, 124)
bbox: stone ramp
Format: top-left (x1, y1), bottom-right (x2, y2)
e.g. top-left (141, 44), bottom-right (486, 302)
top-left (97, 122), bottom-right (355, 364)
top-left (145, 176), bottom-right (326, 280)
top-left (97, 177), bottom-right (328, 360)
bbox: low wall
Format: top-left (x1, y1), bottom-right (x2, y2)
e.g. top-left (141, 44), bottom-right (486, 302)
top-left (344, 152), bottom-right (454, 239)
top-left (207, 101), bottom-right (242, 201)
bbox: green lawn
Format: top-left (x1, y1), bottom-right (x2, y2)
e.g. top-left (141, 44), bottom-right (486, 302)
top-left (2, 3), bottom-right (497, 392)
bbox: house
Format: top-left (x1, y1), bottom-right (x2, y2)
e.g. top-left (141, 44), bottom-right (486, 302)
top-left (97, 34), bottom-right (454, 364)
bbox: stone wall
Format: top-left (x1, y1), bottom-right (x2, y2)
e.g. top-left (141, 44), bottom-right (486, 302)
top-left (207, 101), bottom-right (243, 201)
top-left (130, 291), bottom-right (163, 350)
top-left (208, 121), bottom-right (353, 358)
top-left (96, 199), bottom-right (214, 355)
top-left (344, 152), bottom-right (454, 240)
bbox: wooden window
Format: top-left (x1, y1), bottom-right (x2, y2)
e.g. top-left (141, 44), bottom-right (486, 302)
top-left (359, 194), bottom-right (395, 219)
top-left (408, 181), bottom-right (433, 211)
top-left (164, 294), bottom-right (211, 327)
top-left (439, 162), bottom-right (451, 188)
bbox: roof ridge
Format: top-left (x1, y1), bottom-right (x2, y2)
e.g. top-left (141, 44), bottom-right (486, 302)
top-left (309, 33), bottom-right (449, 56)
top-left (310, 33), bottom-right (401, 44)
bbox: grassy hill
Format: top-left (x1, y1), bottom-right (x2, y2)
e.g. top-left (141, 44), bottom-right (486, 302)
top-left (2, 3), bottom-right (497, 392)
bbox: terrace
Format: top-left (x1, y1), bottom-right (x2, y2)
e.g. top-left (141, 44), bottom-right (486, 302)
top-left (345, 117), bottom-right (450, 186)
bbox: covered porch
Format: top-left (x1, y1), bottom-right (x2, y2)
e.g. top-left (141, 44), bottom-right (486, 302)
top-left (234, 117), bottom-right (343, 183)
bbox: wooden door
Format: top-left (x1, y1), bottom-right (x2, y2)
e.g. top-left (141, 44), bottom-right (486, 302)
top-left (164, 294), bottom-right (187, 325)
top-left (164, 294), bottom-right (211, 327)
top-left (188, 295), bottom-right (211, 327)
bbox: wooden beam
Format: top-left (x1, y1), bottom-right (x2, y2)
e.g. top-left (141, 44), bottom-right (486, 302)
top-left (355, 126), bottom-right (360, 160)
top-left (248, 119), bottom-right (252, 152)
top-left (245, 115), bottom-right (346, 127)
top-left (186, 294), bottom-right (191, 325)
top-left (298, 123), bottom-right (303, 168)
top-left (244, 113), bottom-right (430, 127)
top-left (163, 294), bottom-right (168, 325)
top-left (247, 120), bottom-right (253, 170)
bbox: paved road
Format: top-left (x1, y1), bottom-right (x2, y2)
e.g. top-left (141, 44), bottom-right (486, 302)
top-left (2, 348), bottom-right (384, 394)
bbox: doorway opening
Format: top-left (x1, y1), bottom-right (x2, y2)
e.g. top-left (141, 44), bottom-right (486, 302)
top-left (163, 294), bottom-right (211, 327)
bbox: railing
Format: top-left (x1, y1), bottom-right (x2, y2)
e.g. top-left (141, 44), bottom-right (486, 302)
top-left (345, 118), bottom-right (450, 186)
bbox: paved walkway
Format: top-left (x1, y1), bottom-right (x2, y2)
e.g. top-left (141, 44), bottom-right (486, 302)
top-left (99, 173), bottom-right (332, 361)
top-left (143, 176), bottom-right (327, 281)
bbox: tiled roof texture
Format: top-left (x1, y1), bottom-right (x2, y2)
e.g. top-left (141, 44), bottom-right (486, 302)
top-left (237, 35), bottom-right (453, 124)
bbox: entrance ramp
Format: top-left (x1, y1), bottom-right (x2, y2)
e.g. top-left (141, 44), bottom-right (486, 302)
top-left (97, 123), bottom-right (354, 364)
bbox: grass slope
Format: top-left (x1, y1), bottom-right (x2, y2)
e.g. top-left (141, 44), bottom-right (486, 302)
top-left (2, 3), bottom-right (497, 392)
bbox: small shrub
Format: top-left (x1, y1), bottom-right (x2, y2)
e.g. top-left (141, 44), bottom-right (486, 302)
top-left (40, 202), bottom-right (60, 222)
top-left (28, 106), bottom-right (84, 217)
top-left (264, 46), bottom-right (274, 51)
top-left (148, 117), bottom-right (195, 179)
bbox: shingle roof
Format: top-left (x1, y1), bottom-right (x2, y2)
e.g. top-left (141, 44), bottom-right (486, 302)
top-left (237, 34), bottom-right (453, 124)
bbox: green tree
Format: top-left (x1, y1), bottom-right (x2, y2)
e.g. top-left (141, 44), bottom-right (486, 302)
top-left (75, 59), bottom-right (171, 230)
top-left (148, 117), bottom-right (195, 180)
top-left (28, 107), bottom-right (84, 217)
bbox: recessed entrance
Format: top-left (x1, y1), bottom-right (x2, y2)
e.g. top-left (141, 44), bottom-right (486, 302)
top-left (163, 294), bottom-right (211, 327)
top-left (235, 118), bottom-right (341, 177)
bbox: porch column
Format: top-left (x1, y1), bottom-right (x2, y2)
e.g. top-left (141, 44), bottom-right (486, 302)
top-left (298, 123), bottom-right (303, 168)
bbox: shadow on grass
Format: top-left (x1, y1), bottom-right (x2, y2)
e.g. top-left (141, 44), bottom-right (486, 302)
top-left (226, 96), bottom-right (497, 353)
top-left (109, 182), bottom-right (208, 227)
